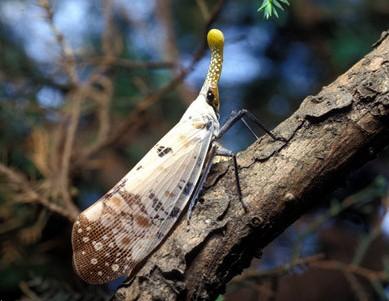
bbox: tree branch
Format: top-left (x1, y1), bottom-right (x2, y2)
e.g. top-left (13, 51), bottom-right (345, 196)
top-left (113, 30), bottom-right (389, 300)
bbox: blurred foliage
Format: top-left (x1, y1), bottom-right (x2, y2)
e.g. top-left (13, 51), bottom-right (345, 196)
top-left (0, 0), bottom-right (388, 300)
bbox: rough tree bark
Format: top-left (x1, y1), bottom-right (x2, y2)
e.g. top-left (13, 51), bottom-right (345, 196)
top-left (113, 31), bottom-right (389, 301)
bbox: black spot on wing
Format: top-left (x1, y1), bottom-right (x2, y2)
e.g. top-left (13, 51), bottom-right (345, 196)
top-left (156, 231), bottom-right (165, 239)
top-left (170, 207), bottom-right (180, 218)
top-left (118, 190), bottom-right (147, 214)
top-left (104, 178), bottom-right (127, 199)
top-left (136, 165), bottom-right (143, 170)
top-left (149, 190), bottom-right (168, 215)
top-left (183, 182), bottom-right (193, 196)
top-left (157, 146), bottom-right (172, 157)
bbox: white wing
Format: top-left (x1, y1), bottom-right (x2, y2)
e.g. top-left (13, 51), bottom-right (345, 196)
top-left (72, 116), bottom-right (215, 284)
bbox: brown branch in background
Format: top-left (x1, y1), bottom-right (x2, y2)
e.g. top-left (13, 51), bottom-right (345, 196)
top-left (19, 281), bottom-right (41, 301)
top-left (196, 0), bottom-right (211, 20)
top-left (343, 272), bottom-right (370, 301)
top-left (0, 163), bottom-right (76, 221)
top-left (156, 0), bottom-right (197, 102)
top-left (38, 0), bottom-right (82, 218)
top-left (310, 260), bottom-right (388, 282)
top-left (58, 91), bottom-right (82, 217)
top-left (102, 0), bottom-right (117, 60)
top-left (38, 0), bottom-right (79, 87)
top-left (88, 75), bottom-right (113, 155)
top-left (78, 1), bottom-right (117, 163)
top-left (229, 253), bottom-right (388, 301)
top-left (84, 57), bottom-right (174, 70)
top-left (291, 176), bottom-right (386, 261)
top-left (230, 254), bottom-right (325, 284)
top-left (156, 0), bottom-right (179, 63)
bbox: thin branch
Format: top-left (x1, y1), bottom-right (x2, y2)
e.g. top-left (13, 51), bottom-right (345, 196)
top-left (57, 91), bottom-right (82, 218)
top-left (156, 0), bottom-right (180, 64)
top-left (0, 163), bottom-right (77, 221)
top-left (230, 254), bottom-right (325, 283)
top-left (102, 0), bottom-right (117, 59)
top-left (343, 272), bottom-right (370, 301)
top-left (19, 281), bottom-right (42, 301)
top-left (196, 0), bottom-right (210, 20)
top-left (38, 0), bottom-right (79, 87)
top-left (84, 57), bottom-right (174, 70)
top-left (39, 0), bottom-right (81, 218)
top-left (310, 260), bottom-right (388, 282)
top-left (292, 176), bottom-right (386, 260)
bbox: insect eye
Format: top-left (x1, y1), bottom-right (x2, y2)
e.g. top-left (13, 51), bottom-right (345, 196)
top-left (207, 90), bottom-right (215, 103)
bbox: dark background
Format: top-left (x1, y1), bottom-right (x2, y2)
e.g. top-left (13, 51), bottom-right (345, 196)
top-left (0, 0), bottom-right (388, 300)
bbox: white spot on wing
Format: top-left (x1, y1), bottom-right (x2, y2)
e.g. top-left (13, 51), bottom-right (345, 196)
top-left (94, 242), bottom-right (103, 251)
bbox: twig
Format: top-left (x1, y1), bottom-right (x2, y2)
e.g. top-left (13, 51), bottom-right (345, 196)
top-left (231, 254), bottom-right (325, 284)
top-left (156, 0), bottom-right (180, 64)
top-left (58, 91), bottom-right (82, 218)
top-left (343, 272), bottom-right (370, 301)
top-left (84, 57), bottom-right (174, 70)
top-left (39, 0), bottom-right (81, 218)
top-left (19, 281), bottom-right (42, 301)
top-left (75, 1), bottom-right (117, 166)
top-left (157, 0), bottom-right (197, 102)
top-left (78, 71), bottom-right (114, 160)
top-left (352, 223), bottom-right (382, 266)
top-left (102, 0), bottom-right (117, 59)
top-left (0, 163), bottom-right (77, 221)
top-left (196, 0), bottom-right (210, 20)
top-left (38, 0), bottom-right (79, 86)
top-left (292, 176), bottom-right (387, 261)
top-left (310, 260), bottom-right (388, 282)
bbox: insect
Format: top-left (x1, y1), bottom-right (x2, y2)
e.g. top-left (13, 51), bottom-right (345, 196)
top-left (72, 29), bottom-right (277, 284)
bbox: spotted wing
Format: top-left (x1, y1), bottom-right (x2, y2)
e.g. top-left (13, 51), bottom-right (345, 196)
top-left (72, 118), bottom-right (214, 284)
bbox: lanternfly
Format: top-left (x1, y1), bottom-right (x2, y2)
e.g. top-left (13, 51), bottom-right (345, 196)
top-left (71, 29), bottom-right (278, 284)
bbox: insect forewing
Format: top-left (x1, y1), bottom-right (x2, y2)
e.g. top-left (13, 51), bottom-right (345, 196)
top-left (72, 117), bottom-right (214, 284)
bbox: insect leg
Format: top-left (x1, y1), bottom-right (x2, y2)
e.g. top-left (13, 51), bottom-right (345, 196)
top-left (187, 145), bottom-right (217, 222)
top-left (217, 109), bottom-right (283, 141)
top-left (214, 145), bottom-right (247, 213)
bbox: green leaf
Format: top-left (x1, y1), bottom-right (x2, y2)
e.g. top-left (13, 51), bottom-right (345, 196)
top-left (215, 295), bottom-right (224, 301)
top-left (273, 0), bottom-right (284, 10)
top-left (258, 0), bottom-right (290, 19)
